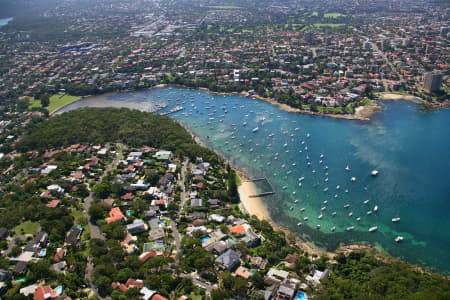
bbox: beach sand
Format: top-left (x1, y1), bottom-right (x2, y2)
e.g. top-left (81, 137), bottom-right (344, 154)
top-left (378, 93), bottom-right (422, 102)
top-left (238, 180), bottom-right (270, 221)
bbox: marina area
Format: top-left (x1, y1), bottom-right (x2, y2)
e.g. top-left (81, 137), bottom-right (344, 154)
top-left (57, 86), bottom-right (450, 274)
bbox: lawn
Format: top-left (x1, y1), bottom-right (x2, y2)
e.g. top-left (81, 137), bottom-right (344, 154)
top-left (314, 23), bottom-right (345, 28)
top-left (29, 94), bottom-right (81, 113)
top-left (13, 221), bottom-right (39, 235)
top-left (324, 13), bottom-right (343, 18)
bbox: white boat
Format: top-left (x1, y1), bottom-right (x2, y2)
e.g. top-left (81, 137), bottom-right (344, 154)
top-left (303, 217), bottom-right (309, 221)
top-left (289, 206), bottom-right (294, 211)
top-left (297, 222), bottom-right (302, 227)
top-left (332, 212), bottom-right (337, 216)
top-left (367, 211), bottom-right (372, 215)
top-left (282, 186), bottom-right (288, 190)
top-left (295, 128), bottom-right (300, 131)
top-left (351, 177), bottom-right (356, 182)
top-left (344, 204), bottom-right (350, 208)
top-left (331, 226), bottom-right (336, 232)
top-left (356, 217), bottom-right (361, 221)
top-left (307, 133), bottom-right (310, 138)
top-left (348, 212), bottom-right (353, 217)
top-left (320, 154), bottom-right (324, 158)
top-left (294, 199), bottom-right (299, 203)
top-left (316, 225), bottom-right (321, 229)
top-left (363, 200), bottom-right (370, 205)
top-left (369, 226), bottom-right (378, 232)
top-left (345, 165), bottom-right (350, 171)
top-left (395, 236), bottom-right (404, 243)
top-left (336, 185), bottom-right (340, 190)
top-left (323, 200), bottom-right (328, 204)
top-left (374, 205), bottom-right (379, 212)
top-left (252, 127), bottom-right (259, 133)
top-left (371, 170), bottom-right (379, 176)
top-left (347, 226), bottom-right (355, 231)
top-left (300, 208), bottom-right (305, 212)
top-left (321, 206), bottom-right (326, 211)
top-left (325, 178), bottom-right (329, 182)
top-left (283, 143), bottom-right (288, 148)
top-left (243, 122), bottom-right (247, 126)
top-left (299, 177), bottom-right (305, 182)
top-left (323, 187), bottom-right (328, 192)
top-left (392, 218), bottom-right (400, 222)
top-left (318, 214), bottom-right (323, 220)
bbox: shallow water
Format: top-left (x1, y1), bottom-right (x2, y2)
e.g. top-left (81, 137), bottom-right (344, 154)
top-left (58, 87), bottom-right (450, 274)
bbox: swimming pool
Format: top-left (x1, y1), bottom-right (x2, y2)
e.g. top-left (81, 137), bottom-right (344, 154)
top-left (201, 236), bottom-right (210, 244)
top-left (297, 291), bottom-right (307, 300)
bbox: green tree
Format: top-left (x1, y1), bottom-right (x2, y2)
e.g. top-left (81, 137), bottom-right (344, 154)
top-left (40, 94), bottom-right (50, 107)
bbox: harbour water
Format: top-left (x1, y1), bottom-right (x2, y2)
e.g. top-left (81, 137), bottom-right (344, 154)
top-left (58, 87), bottom-right (450, 274)
top-left (0, 18), bottom-right (13, 27)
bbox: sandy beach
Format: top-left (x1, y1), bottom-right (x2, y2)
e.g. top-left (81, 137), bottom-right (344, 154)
top-left (378, 92), bottom-right (422, 102)
top-left (237, 178), bottom-right (270, 221)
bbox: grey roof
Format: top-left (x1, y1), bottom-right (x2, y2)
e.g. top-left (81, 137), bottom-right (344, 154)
top-left (191, 198), bottom-right (203, 207)
top-left (148, 227), bottom-right (165, 241)
top-left (215, 249), bottom-right (241, 270)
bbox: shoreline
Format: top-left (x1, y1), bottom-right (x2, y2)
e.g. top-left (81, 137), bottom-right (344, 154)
top-left (235, 170), bottom-right (383, 260)
top-left (48, 85), bottom-right (445, 275)
top-left (378, 92), bottom-right (450, 110)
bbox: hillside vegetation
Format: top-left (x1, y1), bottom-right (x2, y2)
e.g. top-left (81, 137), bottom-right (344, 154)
top-left (17, 107), bottom-right (218, 162)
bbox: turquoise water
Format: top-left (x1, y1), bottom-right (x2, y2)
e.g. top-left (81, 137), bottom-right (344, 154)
top-left (0, 18), bottom-right (13, 27)
top-left (58, 87), bottom-right (450, 274)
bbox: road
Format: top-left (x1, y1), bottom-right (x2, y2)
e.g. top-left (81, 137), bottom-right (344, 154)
top-left (83, 147), bottom-right (123, 300)
top-left (172, 158), bottom-right (189, 266)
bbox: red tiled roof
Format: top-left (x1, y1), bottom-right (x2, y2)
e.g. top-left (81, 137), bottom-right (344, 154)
top-left (229, 224), bottom-right (245, 234)
top-left (46, 200), bottom-right (61, 208)
top-left (151, 295), bottom-right (168, 300)
top-left (106, 207), bottom-right (126, 223)
top-left (34, 286), bottom-right (55, 300)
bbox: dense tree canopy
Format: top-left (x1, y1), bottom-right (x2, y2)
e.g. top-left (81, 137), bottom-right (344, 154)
top-left (17, 107), bottom-right (219, 162)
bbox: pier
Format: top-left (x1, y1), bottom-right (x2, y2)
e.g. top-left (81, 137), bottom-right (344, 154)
top-left (246, 177), bottom-right (275, 198)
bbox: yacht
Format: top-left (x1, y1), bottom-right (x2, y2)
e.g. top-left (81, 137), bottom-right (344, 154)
top-left (348, 212), bottom-right (353, 217)
top-left (331, 226), bottom-right (336, 232)
top-left (371, 170), bottom-right (379, 176)
top-left (303, 217), bottom-right (309, 221)
top-left (367, 211), bottom-right (372, 215)
top-left (351, 177), bottom-right (356, 182)
top-left (356, 217), bottom-right (361, 221)
top-left (320, 154), bottom-right (324, 158)
top-left (345, 165), bottom-right (350, 171)
top-left (395, 236), bottom-right (404, 243)
top-left (294, 200), bottom-right (299, 203)
top-left (289, 206), bottom-right (294, 211)
top-left (299, 177), bottom-right (305, 182)
top-left (282, 186), bottom-right (288, 190)
top-left (318, 214), bottom-right (323, 220)
top-left (325, 178), bottom-right (329, 182)
top-left (344, 204), bottom-right (351, 208)
top-left (392, 218), bottom-right (400, 222)
top-left (374, 205), bottom-right (379, 212)
top-left (347, 226), bottom-right (355, 231)
top-left (316, 225), bottom-right (321, 229)
top-left (297, 222), bottom-right (302, 227)
top-left (369, 226), bottom-right (378, 232)
top-left (300, 208), bottom-right (305, 212)
top-left (323, 200), bottom-right (328, 204)
top-left (307, 133), bottom-right (310, 138)
top-left (363, 200), bottom-right (370, 205)
top-left (321, 207), bottom-right (326, 211)
top-left (252, 127), bottom-right (259, 133)
top-left (332, 212), bottom-right (337, 216)
top-left (323, 187), bottom-right (329, 192)
top-left (336, 185), bottom-right (340, 190)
